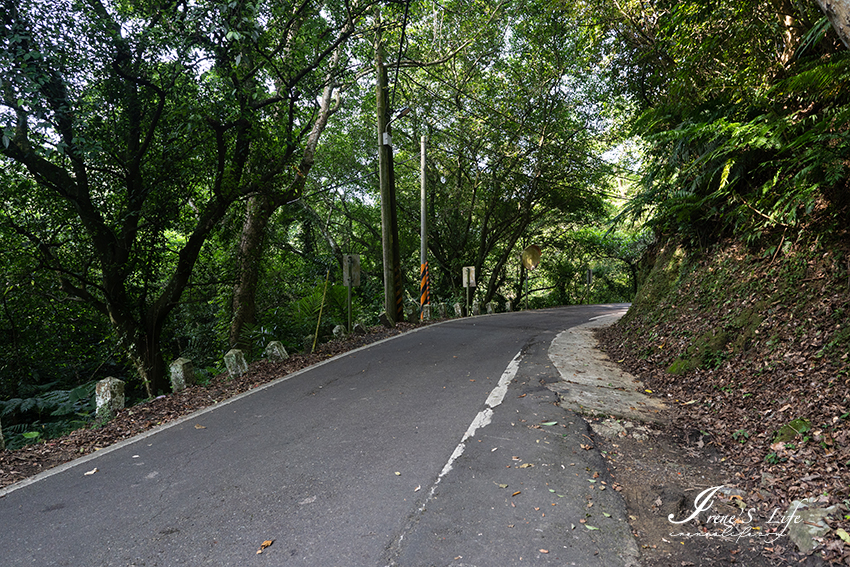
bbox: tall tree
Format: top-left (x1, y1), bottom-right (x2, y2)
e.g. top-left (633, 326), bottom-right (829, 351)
top-left (0, 0), bottom-right (375, 395)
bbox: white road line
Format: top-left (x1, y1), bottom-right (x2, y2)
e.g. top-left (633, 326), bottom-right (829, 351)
top-left (430, 350), bottom-right (522, 493)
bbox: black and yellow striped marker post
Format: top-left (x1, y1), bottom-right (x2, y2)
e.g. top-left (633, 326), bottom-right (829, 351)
top-left (419, 261), bottom-right (430, 320)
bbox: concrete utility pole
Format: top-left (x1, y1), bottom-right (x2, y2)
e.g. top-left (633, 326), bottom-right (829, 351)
top-left (375, 9), bottom-right (404, 324)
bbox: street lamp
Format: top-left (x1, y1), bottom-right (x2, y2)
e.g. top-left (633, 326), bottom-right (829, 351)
top-left (383, 107), bottom-right (411, 146)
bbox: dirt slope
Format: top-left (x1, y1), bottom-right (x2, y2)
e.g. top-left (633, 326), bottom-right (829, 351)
top-left (597, 235), bottom-right (850, 564)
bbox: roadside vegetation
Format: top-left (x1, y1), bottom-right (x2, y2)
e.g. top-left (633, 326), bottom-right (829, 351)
top-left (1, 1), bottom-right (638, 451)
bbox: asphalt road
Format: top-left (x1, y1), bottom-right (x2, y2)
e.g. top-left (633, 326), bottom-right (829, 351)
top-left (0, 304), bottom-right (638, 566)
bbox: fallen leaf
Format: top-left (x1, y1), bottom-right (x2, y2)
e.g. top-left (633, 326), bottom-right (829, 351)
top-left (194, 424), bottom-right (206, 429)
top-left (519, 463), bottom-right (534, 468)
top-left (585, 525), bottom-right (599, 531)
top-left (498, 483), bottom-right (509, 488)
top-left (836, 528), bottom-right (850, 543)
top-left (394, 471), bottom-right (401, 476)
top-left (540, 421), bottom-right (558, 426)
top-left (512, 491), bottom-right (521, 497)
top-left (539, 549), bottom-right (549, 553)
top-left (518, 393), bottom-right (527, 398)
top-left (84, 467), bottom-right (98, 476)
top-left (414, 485), bottom-right (421, 492)
top-left (256, 539), bottom-right (274, 554)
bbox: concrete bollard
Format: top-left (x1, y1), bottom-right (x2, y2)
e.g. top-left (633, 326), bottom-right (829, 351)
top-left (437, 303), bottom-right (447, 319)
top-left (505, 300), bottom-right (512, 312)
top-left (96, 377), bottom-right (125, 418)
top-left (486, 301), bottom-right (496, 315)
top-left (453, 303), bottom-right (463, 317)
top-left (472, 300), bottom-right (480, 316)
top-left (169, 358), bottom-right (195, 392)
top-left (264, 341), bottom-right (289, 362)
top-left (224, 349), bottom-right (248, 378)
top-left (333, 324), bottom-right (347, 338)
top-left (353, 323), bottom-right (366, 335)
top-left (421, 304), bottom-right (431, 321)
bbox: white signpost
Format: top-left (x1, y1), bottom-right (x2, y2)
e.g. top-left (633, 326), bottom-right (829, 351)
top-left (462, 266), bottom-right (476, 316)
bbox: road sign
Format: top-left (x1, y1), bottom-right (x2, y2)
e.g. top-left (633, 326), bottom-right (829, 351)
top-left (462, 266), bottom-right (476, 288)
top-left (343, 255), bottom-right (360, 287)
top-left (521, 245), bottom-right (541, 270)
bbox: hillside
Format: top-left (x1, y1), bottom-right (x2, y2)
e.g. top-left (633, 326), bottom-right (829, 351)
top-left (598, 233), bottom-right (850, 564)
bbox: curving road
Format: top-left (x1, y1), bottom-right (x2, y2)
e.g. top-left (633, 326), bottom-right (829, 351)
top-left (0, 304), bottom-right (638, 567)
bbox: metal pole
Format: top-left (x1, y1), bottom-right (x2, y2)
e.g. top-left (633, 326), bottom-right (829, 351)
top-left (419, 136), bottom-right (428, 319)
top-left (347, 282), bottom-right (352, 333)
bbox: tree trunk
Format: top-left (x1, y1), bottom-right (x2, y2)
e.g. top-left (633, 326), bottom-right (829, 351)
top-left (815, 0), bottom-right (850, 49)
top-left (229, 193), bottom-right (276, 348)
top-left (228, 42), bottom-right (344, 346)
top-left (109, 308), bottom-right (168, 397)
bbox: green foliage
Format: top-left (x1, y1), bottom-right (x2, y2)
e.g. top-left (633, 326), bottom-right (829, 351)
top-left (732, 428), bottom-right (750, 444)
top-left (0, 381), bottom-right (96, 450)
top-left (587, 0), bottom-right (850, 249)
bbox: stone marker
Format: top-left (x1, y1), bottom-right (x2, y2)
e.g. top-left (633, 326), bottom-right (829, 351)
top-left (505, 300), bottom-right (512, 312)
top-left (333, 324), bottom-right (346, 338)
top-left (96, 377), bottom-right (125, 418)
top-left (453, 302), bottom-right (463, 317)
top-left (169, 358), bottom-right (194, 392)
top-left (224, 349), bottom-right (248, 378)
top-left (437, 303), bottom-right (447, 319)
top-left (0, 417), bottom-right (5, 451)
top-left (264, 341), bottom-right (289, 362)
top-left (472, 300), bottom-right (480, 316)
top-left (353, 323), bottom-right (366, 335)
top-left (421, 304), bottom-right (431, 320)
top-left (379, 312), bottom-right (392, 328)
top-left (486, 301), bottom-right (496, 315)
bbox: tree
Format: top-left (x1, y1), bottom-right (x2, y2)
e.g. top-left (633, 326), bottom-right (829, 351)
top-left (0, 0), bottom-right (377, 395)
top-left (590, 0), bottom-right (850, 245)
top-left (392, 1), bottom-right (611, 305)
